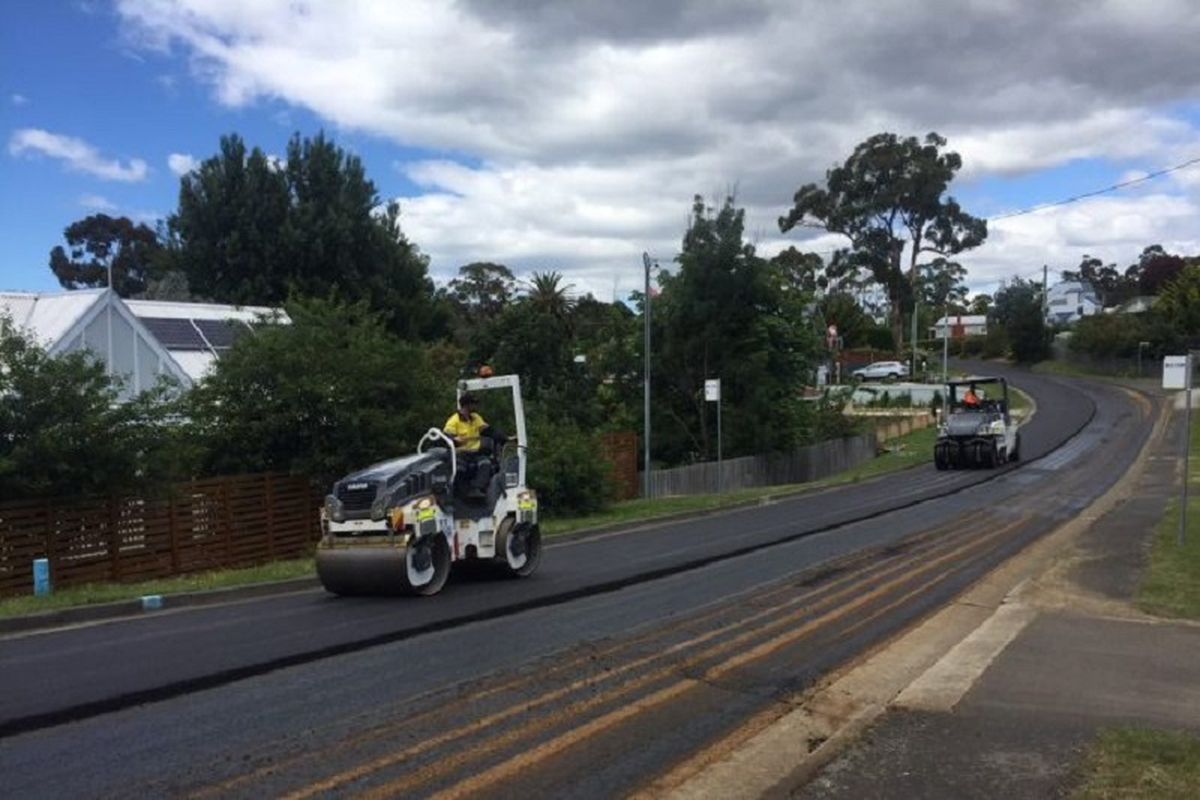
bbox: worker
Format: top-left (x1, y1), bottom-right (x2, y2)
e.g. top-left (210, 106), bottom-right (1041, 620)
top-left (963, 386), bottom-right (981, 408)
top-left (443, 393), bottom-right (495, 499)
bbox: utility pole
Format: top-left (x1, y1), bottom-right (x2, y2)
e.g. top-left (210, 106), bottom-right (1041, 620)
top-left (942, 302), bottom-right (949, 383)
top-left (1184, 353), bottom-right (1193, 548)
top-left (643, 253), bottom-right (654, 500)
top-left (1042, 264), bottom-right (1049, 321)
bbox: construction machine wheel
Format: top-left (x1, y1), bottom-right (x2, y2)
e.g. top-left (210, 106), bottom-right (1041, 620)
top-left (495, 516), bottom-right (541, 578)
top-left (402, 536), bottom-right (452, 595)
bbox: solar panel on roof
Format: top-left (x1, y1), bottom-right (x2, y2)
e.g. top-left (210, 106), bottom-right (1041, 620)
top-left (194, 319), bottom-right (250, 349)
top-left (141, 317), bottom-right (208, 350)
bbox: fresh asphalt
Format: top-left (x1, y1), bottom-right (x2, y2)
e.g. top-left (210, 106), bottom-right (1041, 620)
top-left (0, 367), bottom-right (1159, 797)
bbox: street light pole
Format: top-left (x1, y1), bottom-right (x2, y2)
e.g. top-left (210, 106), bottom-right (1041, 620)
top-left (942, 302), bottom-right (949, 383)
top-left (643, 253), bottom-right (654, 500)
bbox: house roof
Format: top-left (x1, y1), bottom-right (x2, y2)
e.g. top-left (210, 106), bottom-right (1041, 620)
top-left (2, 289), bottom-right (286, 385)
top-left (933, 315), bottom-right (987, 326)
top-left (125, 299), bottom-right (287, 383)
top-left (0, 288), bottom-right (106, 346)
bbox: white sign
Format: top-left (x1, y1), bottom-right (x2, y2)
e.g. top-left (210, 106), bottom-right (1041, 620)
top-left (704, 378), bottom-right (721, 402)
top-left (1164, 355), bottom-right (1190, 390)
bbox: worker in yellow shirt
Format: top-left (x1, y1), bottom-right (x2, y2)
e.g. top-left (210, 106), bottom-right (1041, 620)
top-left (443, 393), bottom-right (495, 500)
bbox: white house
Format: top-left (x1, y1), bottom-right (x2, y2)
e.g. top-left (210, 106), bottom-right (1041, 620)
top-left (1045, 280), bottom-right (1102, 325)
top-left (929, 314), bottom-right (987, 339)
top-left (1, 288), bottom-right (284, 397)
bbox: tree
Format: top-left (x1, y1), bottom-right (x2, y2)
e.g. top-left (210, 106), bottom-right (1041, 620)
top-left (1063, 255), bottom-right (1137, 307)
top-left (819, 292), bottom-right (875, 349)
top-left (0, 316), bottom-right (186, 499)
top-left (991, 278), bottom-right (1049, 363)
top-left (1157, 265), bottom-right (1200, 335)
top-left (1136, 245), bottom-right (1187, 296)
top-left (48, 214), bottom-right (163, 296)
top-left (770, 247), bottom-right (828, 293)
top-left (654, 195), bottom-right (817, 463)
top-left (186, 297), bottom-right (449, 487)
top-left (919, 257), bottom-right (969, 311)
top-left (170, 132), bottom-right (443, 339)
top-left (780, 132), bottom-right (987, 348)
top-left (525, 271), bottom-right (576, 319)
top-left (969, 294), bottom-right (993, 315)
top-left (447, 262), bottom-right (517, 319)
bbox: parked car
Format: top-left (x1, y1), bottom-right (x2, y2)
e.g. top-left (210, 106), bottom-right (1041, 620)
top-left (852, 360), bottom-right (910, 381)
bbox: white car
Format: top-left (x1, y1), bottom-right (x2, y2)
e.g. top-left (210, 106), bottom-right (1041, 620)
top-left (853, 360), bottom-right (910, 381)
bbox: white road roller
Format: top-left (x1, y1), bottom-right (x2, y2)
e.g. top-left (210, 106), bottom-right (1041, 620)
top-left (934, 376), bottom-right (1020, 469)
top-left (316, 372), bottom-right (541, 596)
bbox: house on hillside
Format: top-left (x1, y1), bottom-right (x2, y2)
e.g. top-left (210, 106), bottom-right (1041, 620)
top-left (1045, 279), bottom-right (1101, 325)
top-left (0, 288), bottom-right (284, 398)
top-left (929, 314), bottom-right (987, 339)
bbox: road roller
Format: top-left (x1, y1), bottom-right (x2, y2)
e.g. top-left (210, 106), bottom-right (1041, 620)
top-left (316, 372), bottom-right (541, 596)
top-left (934, 376), bottom-right (1021, 470)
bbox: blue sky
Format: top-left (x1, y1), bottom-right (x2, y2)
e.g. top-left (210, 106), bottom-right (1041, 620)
top-left (4, 1), bottom-right (1200, 298)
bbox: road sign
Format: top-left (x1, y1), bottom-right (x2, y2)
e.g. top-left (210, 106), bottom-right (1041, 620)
top-left (704, 379), bottom-right (721, 402)
top-left (1164, 355), bottom-right (1189, 389)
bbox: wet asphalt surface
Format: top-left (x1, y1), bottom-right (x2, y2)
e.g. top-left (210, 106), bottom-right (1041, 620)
top-left (0, 366), bottom-right (1161, 798)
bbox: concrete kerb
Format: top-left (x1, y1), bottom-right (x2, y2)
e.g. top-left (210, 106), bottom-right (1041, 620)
top-left (656, 384), bottom-right (1166, 800)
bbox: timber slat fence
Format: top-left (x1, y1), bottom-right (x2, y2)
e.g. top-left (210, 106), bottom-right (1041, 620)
top-left (0, 473), bottom-right (323, 598)
top-left (644, 432), bottom-right (878, 498)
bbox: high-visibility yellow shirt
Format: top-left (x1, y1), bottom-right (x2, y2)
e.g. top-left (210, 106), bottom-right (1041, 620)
top-left (444, 411), bottom-right (487, 452)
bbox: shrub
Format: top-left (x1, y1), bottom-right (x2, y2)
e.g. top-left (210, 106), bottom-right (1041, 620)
top-left (526, 420), bottom-right (614, 516)
top-left (0, 316), bottom-right (187, 499)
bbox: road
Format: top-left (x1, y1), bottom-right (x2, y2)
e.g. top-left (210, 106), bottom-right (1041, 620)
top-left (0, 367), bottom-right (1158, 798)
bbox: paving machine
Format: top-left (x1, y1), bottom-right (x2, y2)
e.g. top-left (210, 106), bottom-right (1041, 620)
top-left (934, 376), bottom-right (1020, 470)
top-left (316, 372), bottom-right (541, 596)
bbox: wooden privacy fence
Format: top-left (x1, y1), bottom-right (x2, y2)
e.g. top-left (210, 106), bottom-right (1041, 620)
top-left (644, 433), bottom-right (877, 498)
top-left (0, 473), bottom-right (323, 598)
top-left (601, 431), bottom-right (640, 501)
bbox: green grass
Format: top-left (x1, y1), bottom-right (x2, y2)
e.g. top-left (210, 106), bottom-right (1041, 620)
top-left (1, 424), bottom-right (939, 619)
top-left (1073, 727), bottom-right (1200, 799)
top-left (1137, 411), bottom-right (1200, 619)
top-left (544, 424), bottom-right (938, 537)
top-left (0, 558), bottom-right (314, 620)
top-left (1009, 385), bottom-right (1033, 418)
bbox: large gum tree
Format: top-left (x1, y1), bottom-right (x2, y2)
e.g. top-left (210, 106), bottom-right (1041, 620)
top-left (779, 132), bottom-right (987, 352)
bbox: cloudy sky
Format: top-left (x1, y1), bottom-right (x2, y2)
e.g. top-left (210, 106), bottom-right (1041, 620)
top-left (4, 0), bottom-right (1200, 299)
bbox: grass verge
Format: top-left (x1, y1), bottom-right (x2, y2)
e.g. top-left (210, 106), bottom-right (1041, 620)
top-left (1, 424), bottom-right (937, 619)
top-left (1072, 727), bottom-right (1200, 799)
top-left (1137, 408), bottom-right (1200, 619)
top-left (0, 558), bottom-right (314, 620)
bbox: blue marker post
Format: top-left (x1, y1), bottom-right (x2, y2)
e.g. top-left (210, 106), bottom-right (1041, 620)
top-left (33, 558), bottom-right (51, 596)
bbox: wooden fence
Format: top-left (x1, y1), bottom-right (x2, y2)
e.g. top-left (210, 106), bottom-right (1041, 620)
top-left (644, 432), bottom-right (877, 498)
top-left (0, 473), bottom-right (323, 598)
top-left (601, 431), bottom-right (640, 500)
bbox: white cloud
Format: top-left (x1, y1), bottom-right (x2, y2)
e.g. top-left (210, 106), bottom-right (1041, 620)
top-left (959, 193), bottom-right (1200, 291)
top-left (8, 128), bottom-right (148, 182)
top-left (79, 193), bottom-right (117, 212)
top-left (167, 152), bottom-right (198, 176)
top-left (115, 0), bottom-right (1200, 292)
top-left (10, 93), bottom-right (28, 106)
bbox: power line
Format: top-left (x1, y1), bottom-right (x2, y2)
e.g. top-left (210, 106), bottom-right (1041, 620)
top-left (988, 155), bottom-right (1200, 221)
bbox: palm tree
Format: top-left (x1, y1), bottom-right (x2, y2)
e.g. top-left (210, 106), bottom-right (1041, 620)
top-left (525, 271), bottom-right (576, 319)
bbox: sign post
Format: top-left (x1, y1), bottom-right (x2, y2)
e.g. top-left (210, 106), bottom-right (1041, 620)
top-left (705, 378), bottom-right (722, 494)
top-left (1164, 355), bottom-right (1191, 546)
